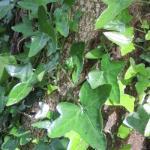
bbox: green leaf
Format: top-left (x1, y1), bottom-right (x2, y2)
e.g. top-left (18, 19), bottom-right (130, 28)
top-left (6, 63), bottom-right (33, 82)
top-left (95, 0), bottom-right (133, 29)
top-left (0, 0), bottom-right (14, 19)
top-left (70, 42), bottom-right (85, 83)
top-left (65, 131), bottom-right (88, 150)
top-left (48, 82), bottom-right (111, 150)
top-left (34, 139), bottom-right (68, 150)
top-left (47, 84), bottom-right (58, 95)
top-left (0, 54), bottom-right (16, 83)
top-left (29, 33), bottom-right (49, 57)
top-left (87, 70), bottom-right (105, 89)
top-left (106, 81), bottom-right (135, 112)
top-left (145, 30), bottom-right (150, 40)
top-left (18, 0), bottom-right (55, 18)
top-left (12, 17), bottom-right (34, 37)
top-left (19, 132), bottom-right (32, 145)
top-left (9, 127), bottom-right (32, 145)
top-left (101, 55), bottom-right (124, 103)
top-left (1, 136), bottom-right (19, 150)
top-left (119, 82), bottom-right (135, 112)
top-left (6, 82), bottom-right (32, 106)
top-left (140, 52), bottom-right (150, 63)
top-left (54, 7), bottom-right (69, 37)
top-left (124, 59), bottom-right (150, 101)
top-left (85, 46), bottom-right (104, 59)
top-left (117, 125), bottom-right (131, 139)
top-left (63, 0), bottom-right (75, 6)
top-left (124, 103), bottom-right (150, 137)
top-left (38, 6), bottom-right (57, 49)
top-left (103, 27), bottom-right (135, 56)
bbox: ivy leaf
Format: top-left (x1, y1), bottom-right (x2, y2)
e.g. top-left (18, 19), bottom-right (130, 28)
top-left (125, 59), bottom-right (150, 101)
top-left (145, 30), bottom-right (150, 40)
top-left (0, 54), bottom-right (16, 83)
top-left (6, 82), bottom-right (32, 106)
top-left (48, 82), bottom-right (111, 150)
top-left (12, 17), bottom-right (34, 37)
top-left (106, 81), bottom-right (135, 112)
top-left (1, 136), bottom-right (19, 150)
top-left (85, 46), bottom-right (104, 59)
top-left (34, 139), bottom-right (68, 150)
top-left (135, 74), bottom-right (150, 101)
top-left (0, 0), bottom-right (14, 19)
top-left (87, 70), bottom-right (105, 89)
top-left (103, 27), bottom-right (135, 56)
top-left (101, 55), bottom-right (124, 103)
top-left (38, 6), bottom-right (57, 50)
top-left (18, 0), bottom-right (55, 18)
top-left (124, 103), bottom-right (150, 137)
top-left (54, 7), bottom-right (69, 37)
top-left (70, 42), bottom-right (85, 83)
top-left (95, 0), bottom-right (134, 29)
top-left (6, 63), bottom-right (33, 82)
top-left (65, 131), bottom-right (88, 150)
top-left (140, 52), bottom-right (150, 63)
top-left (119, 82), bottom-right (135, 112)
top-left (29, 33), bottom-right (49, 57)
top-left (9, 127), bottom-right (32, 145)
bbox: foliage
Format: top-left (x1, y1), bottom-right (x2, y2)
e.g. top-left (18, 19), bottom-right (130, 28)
top-left (0, 0), bottom-right (150, 150)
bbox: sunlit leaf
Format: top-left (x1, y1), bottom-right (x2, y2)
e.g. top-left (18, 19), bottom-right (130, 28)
top-left (87, 70), bottom-right (105, 89)
top-left (48, 82), bottom-right (111, 150)
top-left (65, 131), bottom-right (88, 150)
top-left (103, 28), bottom-right (135, 56)
top-left (95, 0), bottom-right (133, 29)
top-left (117, 125), bottom-right (131, 139)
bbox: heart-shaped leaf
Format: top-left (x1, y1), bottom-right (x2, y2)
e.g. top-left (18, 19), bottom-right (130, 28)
top-left (29, 33), bottom-right (49, 57)
top-left (6, 63), bottom-right (33, 82)
top-left (54, 7), bottom-right (69, 37)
